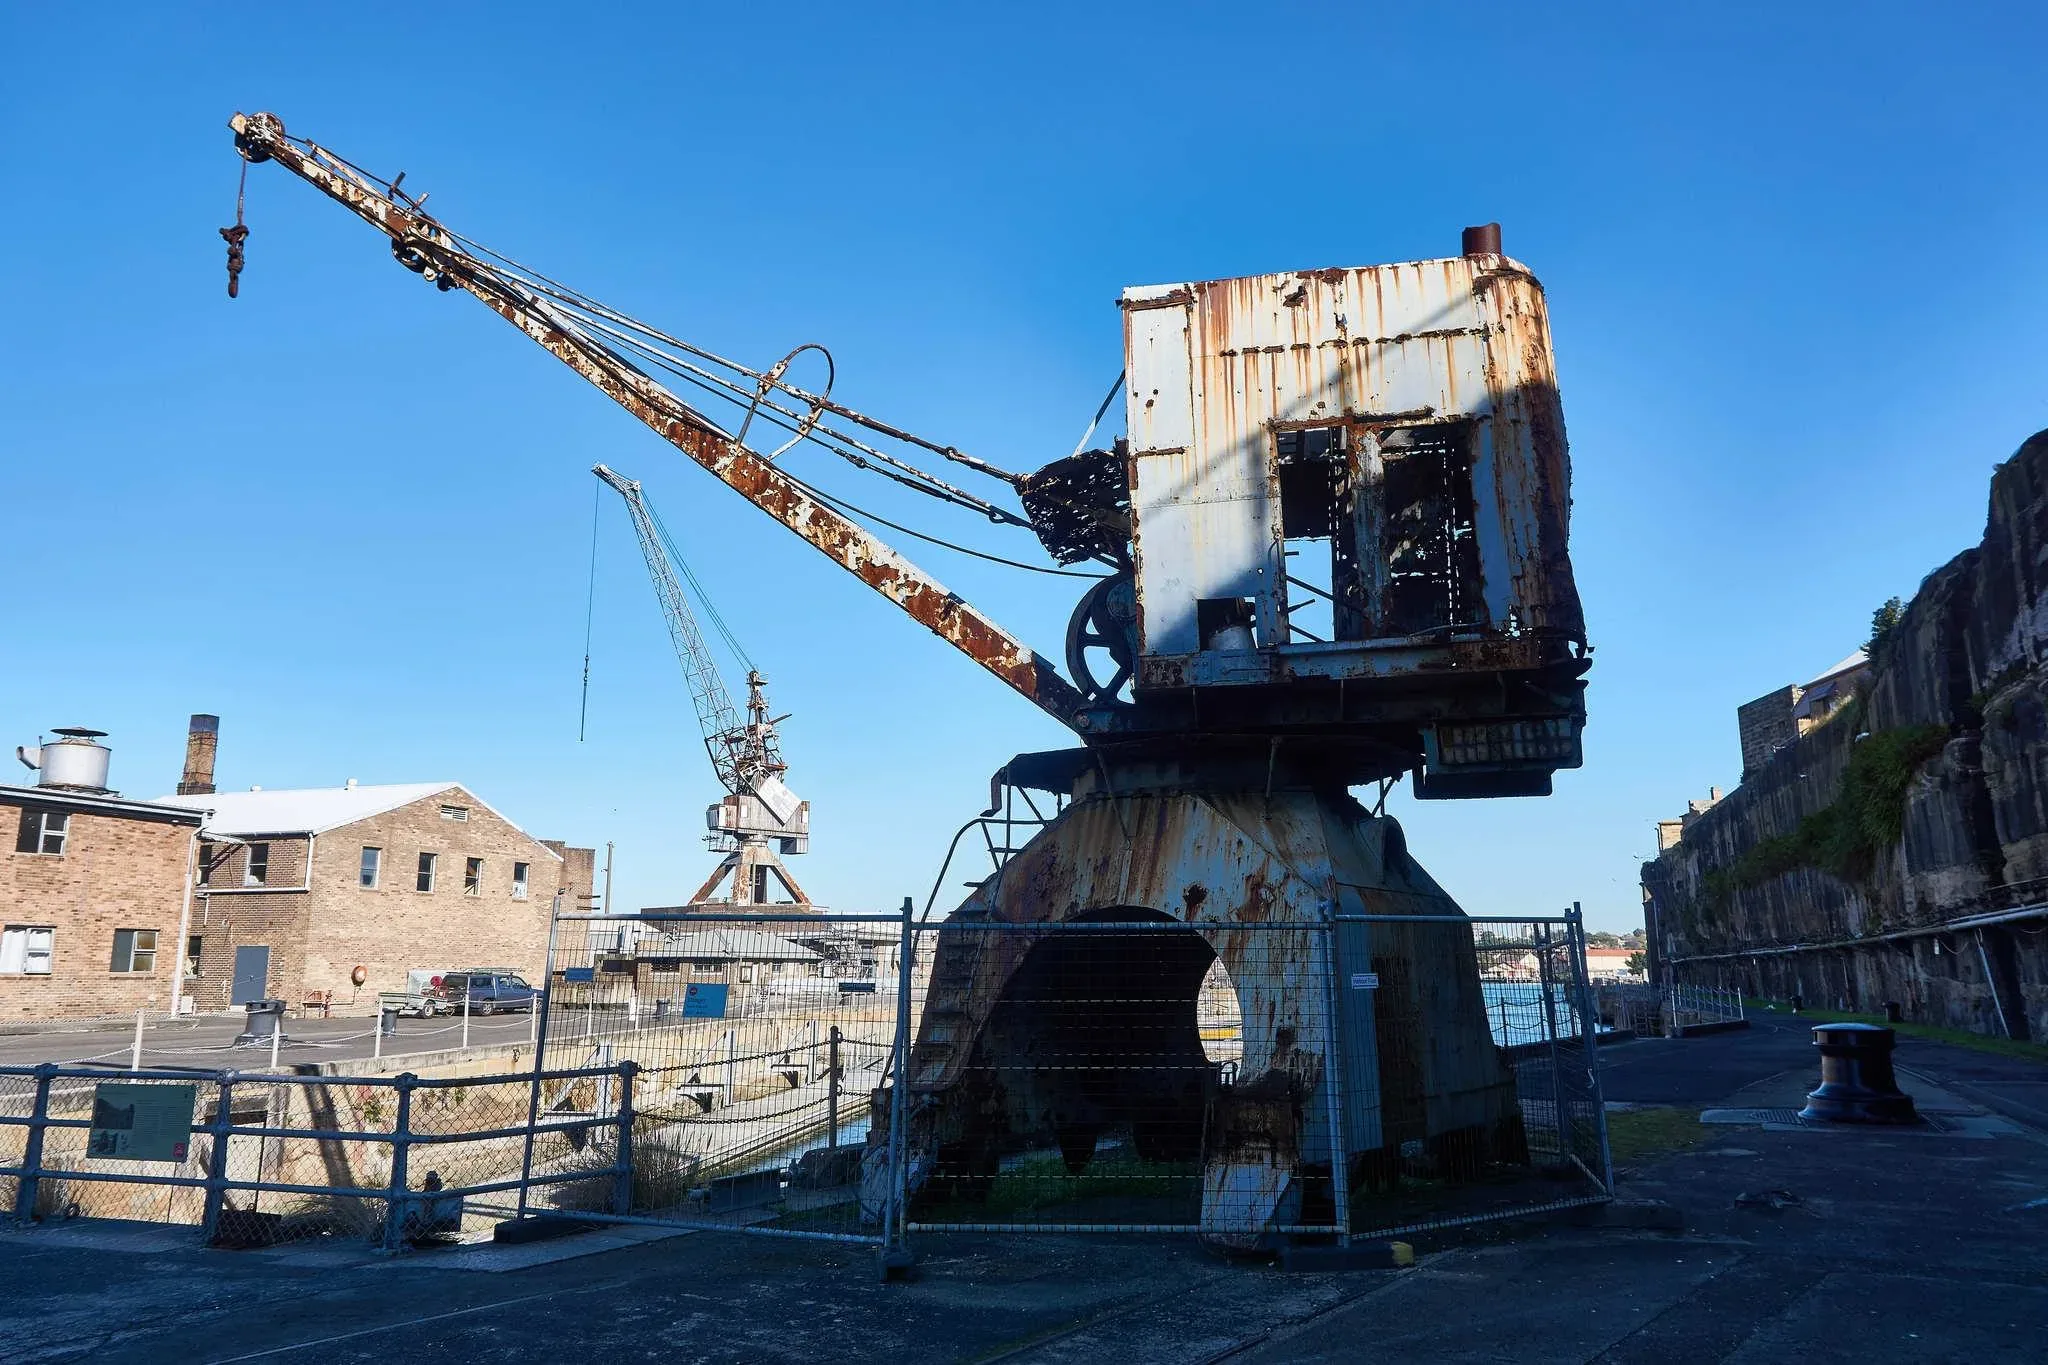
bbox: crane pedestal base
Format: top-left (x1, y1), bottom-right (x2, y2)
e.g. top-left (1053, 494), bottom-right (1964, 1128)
top-left (872, 757), bottom-right (1529, 1247)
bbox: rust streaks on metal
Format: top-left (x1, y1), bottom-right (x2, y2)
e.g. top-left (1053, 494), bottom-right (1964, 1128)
top-left (227, 111), bottom-right (1083, 729)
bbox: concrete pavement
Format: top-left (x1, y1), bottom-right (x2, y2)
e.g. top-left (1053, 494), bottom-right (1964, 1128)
top-left (3, 1009), bottom-right (2045, 1362)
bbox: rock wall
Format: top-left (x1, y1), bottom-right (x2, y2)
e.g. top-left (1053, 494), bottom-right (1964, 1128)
top-left (1643, 430), bottom-right (2048, 1040)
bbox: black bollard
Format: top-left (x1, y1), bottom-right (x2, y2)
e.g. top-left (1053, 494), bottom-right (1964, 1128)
top-left (1798, 1023), bottom-right (1918, 1124)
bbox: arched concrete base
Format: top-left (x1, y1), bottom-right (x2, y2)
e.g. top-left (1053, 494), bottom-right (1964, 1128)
top-left (876, 761), bottom-right (1527, 1246)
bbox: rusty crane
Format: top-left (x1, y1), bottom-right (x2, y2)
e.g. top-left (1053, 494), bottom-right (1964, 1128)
top-left (225, 111), bottom-right (1590, 1246)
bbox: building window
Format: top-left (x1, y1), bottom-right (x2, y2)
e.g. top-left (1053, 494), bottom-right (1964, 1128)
top-left (464, 857), bottom-right (484, 896)
top-left (440, 805), bottom-right (469, 822)
top-left (197, 843), bottom-right (214, 886)
top-left (110, 929), bottom-right (158, 974)
top-left (186, 935), bottom-right (203, 977)
top-left (13, 809), bottom-right (68, 856)
top-left (360, 846), bottom-right (382, 889)
top-left (1, 926), bottom-right (54, 975)
top-left (244, 842), bottom-right (270, 887)
top-left (512, 862), bottom-right (530, 901)
top-left (416, 852), bottom-right (438, 893)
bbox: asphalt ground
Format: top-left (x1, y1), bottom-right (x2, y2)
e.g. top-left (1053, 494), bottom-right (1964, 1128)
top-left (4, 1011), bottom-right (2046, 1362)
top-left (0, 1011), bottom-right (539, 1070)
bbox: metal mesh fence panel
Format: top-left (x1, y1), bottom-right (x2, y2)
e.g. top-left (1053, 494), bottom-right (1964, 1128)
top-left (901, 919), bottom-right (1344, 1238)
top-left (540, 912), bottom-right (908, 1243)
top-left (206, 1077), bottom-right (389, 1249)
top-left (894, 913), bottom-right (1611, 1245)
top-left (0, 1069), bottom-right (31, 1215)
top-left (1330, 916), bottom-right (1612, 1240)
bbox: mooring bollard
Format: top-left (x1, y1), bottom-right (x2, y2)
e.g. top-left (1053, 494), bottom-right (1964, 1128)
top-left (1798, 1023), bottom-right (1918, 1124)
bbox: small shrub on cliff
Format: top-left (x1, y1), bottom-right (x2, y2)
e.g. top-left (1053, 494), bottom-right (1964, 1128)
top-left (1708, 723), bottom-right (1949, 901)
top-left (1865, 595), bottom-right (1906, 665)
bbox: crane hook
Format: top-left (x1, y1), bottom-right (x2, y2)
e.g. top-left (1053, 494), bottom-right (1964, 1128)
top-left (220, 160), bottom-right (250, 298)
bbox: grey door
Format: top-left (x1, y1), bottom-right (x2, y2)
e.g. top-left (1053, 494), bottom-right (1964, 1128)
top-left (231, 945), bottom-right (270, 1005)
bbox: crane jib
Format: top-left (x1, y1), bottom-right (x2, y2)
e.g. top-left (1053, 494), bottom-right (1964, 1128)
top-left (226, 111), bottom-right (1084, 734)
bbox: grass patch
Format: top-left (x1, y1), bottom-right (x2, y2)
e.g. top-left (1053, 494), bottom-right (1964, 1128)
top-left (1744, 998), bottom-right (2048, 1064)
top-left (1604, 1107), bottom-right (1705, 1165)
top-left (916, 1147), bottom-right (1199, 1223)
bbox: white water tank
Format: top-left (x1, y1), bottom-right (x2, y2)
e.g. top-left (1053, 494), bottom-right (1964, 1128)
top-left (15, 727), bottom-right (113, 794)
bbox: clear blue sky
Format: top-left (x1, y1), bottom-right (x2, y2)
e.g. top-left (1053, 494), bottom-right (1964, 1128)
top-left (3, 4), bottom-right (2042, 932)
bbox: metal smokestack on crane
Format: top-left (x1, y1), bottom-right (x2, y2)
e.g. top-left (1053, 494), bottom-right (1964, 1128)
top-left (592, 464), bottom-right (814, 911)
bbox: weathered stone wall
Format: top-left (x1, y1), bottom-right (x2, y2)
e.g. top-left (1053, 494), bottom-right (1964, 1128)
top-left (1644, 430), bottom-right (2048, 1041)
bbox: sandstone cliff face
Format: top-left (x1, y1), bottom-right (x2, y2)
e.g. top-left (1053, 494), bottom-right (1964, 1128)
top-left (1644, 431), bottom-right (2048, 1040)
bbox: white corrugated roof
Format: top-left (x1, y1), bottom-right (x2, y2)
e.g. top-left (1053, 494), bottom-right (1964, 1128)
top-left (152, 782), bottom-right (462, 836)
top-left (1805, 650), bottom-right (1870, 687)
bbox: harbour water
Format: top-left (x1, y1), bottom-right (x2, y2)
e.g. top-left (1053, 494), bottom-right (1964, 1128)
top-left (1481, 981), bottom-right (1582, 1048)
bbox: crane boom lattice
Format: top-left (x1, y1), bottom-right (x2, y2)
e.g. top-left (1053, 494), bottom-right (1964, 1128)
top-left (594, 463), bottom-right (758, 793)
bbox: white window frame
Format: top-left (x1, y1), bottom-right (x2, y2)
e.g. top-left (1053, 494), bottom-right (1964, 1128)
top-left (15, 809), bottom-right (69, 856)
top-left (110, 928), bottom-right (158, 975)
top-left (440, 805), bottom-right (470, 822)
top-left (464, 857), bottom-right (483, 897)
top-left (360, 846), bottom-right (382, 890)
top-left (416, 852), bottom-right (438, 893)
top-left (2, 925), bottom-right (54, 975)
top-left (244, 842), bottom-right (270, 887)
top-left (512, 861), bottom-right (530, 901)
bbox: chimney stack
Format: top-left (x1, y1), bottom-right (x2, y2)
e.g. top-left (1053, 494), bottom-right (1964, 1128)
top-left (178, 714), bottom-right (219, 796)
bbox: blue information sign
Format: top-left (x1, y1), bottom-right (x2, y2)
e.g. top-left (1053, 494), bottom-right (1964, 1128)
top-left (683, 983), bottom-right (729, 1018)
top-left (563, 967), bottom-right (595, 983)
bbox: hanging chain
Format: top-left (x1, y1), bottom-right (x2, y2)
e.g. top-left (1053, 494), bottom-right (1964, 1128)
top-left (220, 159), bottom-right (250, 298)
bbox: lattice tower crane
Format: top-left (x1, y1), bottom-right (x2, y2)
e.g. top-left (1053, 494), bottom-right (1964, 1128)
top-left (591, 463), bottom-right (812, 910)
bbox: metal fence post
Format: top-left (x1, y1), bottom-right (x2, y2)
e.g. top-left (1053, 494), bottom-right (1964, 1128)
top-left (881, 895), bottom-right (915, 1271)
top-left (1568, 903), bottom-right (1616, 1193)
top-left (200, 1071), bottom-right (237, 1243)
top-left (612, 1060), bottom-right (638, 1216)
top-left (1536, 923), bottom-right (1571, 1164)
top-left (12, 1063), bottom-right (57, 1225)
top-left (380, 1073), bottom-right (417, 1253)
top-left (827, 1026), bottom-right (842, 1149)
top-left (517, 901), bottom-right (564, 1220)
top-left (1315, 915), bottom-right (1353, 1246)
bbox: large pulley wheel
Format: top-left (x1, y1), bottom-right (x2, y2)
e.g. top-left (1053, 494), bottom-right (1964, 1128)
top-left (1066, 571), bottom-right (1138, 709)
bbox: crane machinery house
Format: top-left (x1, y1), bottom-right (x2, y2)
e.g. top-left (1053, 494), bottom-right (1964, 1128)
top-left (1021, 224), bottom-right (1588, 795)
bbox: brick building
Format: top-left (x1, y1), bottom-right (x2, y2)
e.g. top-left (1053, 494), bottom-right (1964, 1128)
top-left (2, 773), bottom-right (204, 1021)
top-left (157, 781), bottom-right (595, 1016)
top-left (1736, 651), bottom-right (1872, 777)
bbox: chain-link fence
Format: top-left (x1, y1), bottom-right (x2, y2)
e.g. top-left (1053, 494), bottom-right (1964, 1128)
top-left (527, 907), bottom-right (1610, 1255)
top-left (0, 1062), bottom-right (631, 1250)
top-left (536, 911), bottom-right (911, 1245)
top-left (10, 908), bottom-right (1607, 1260)
top-left (886, 913), bottom-right (1610, 1244)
